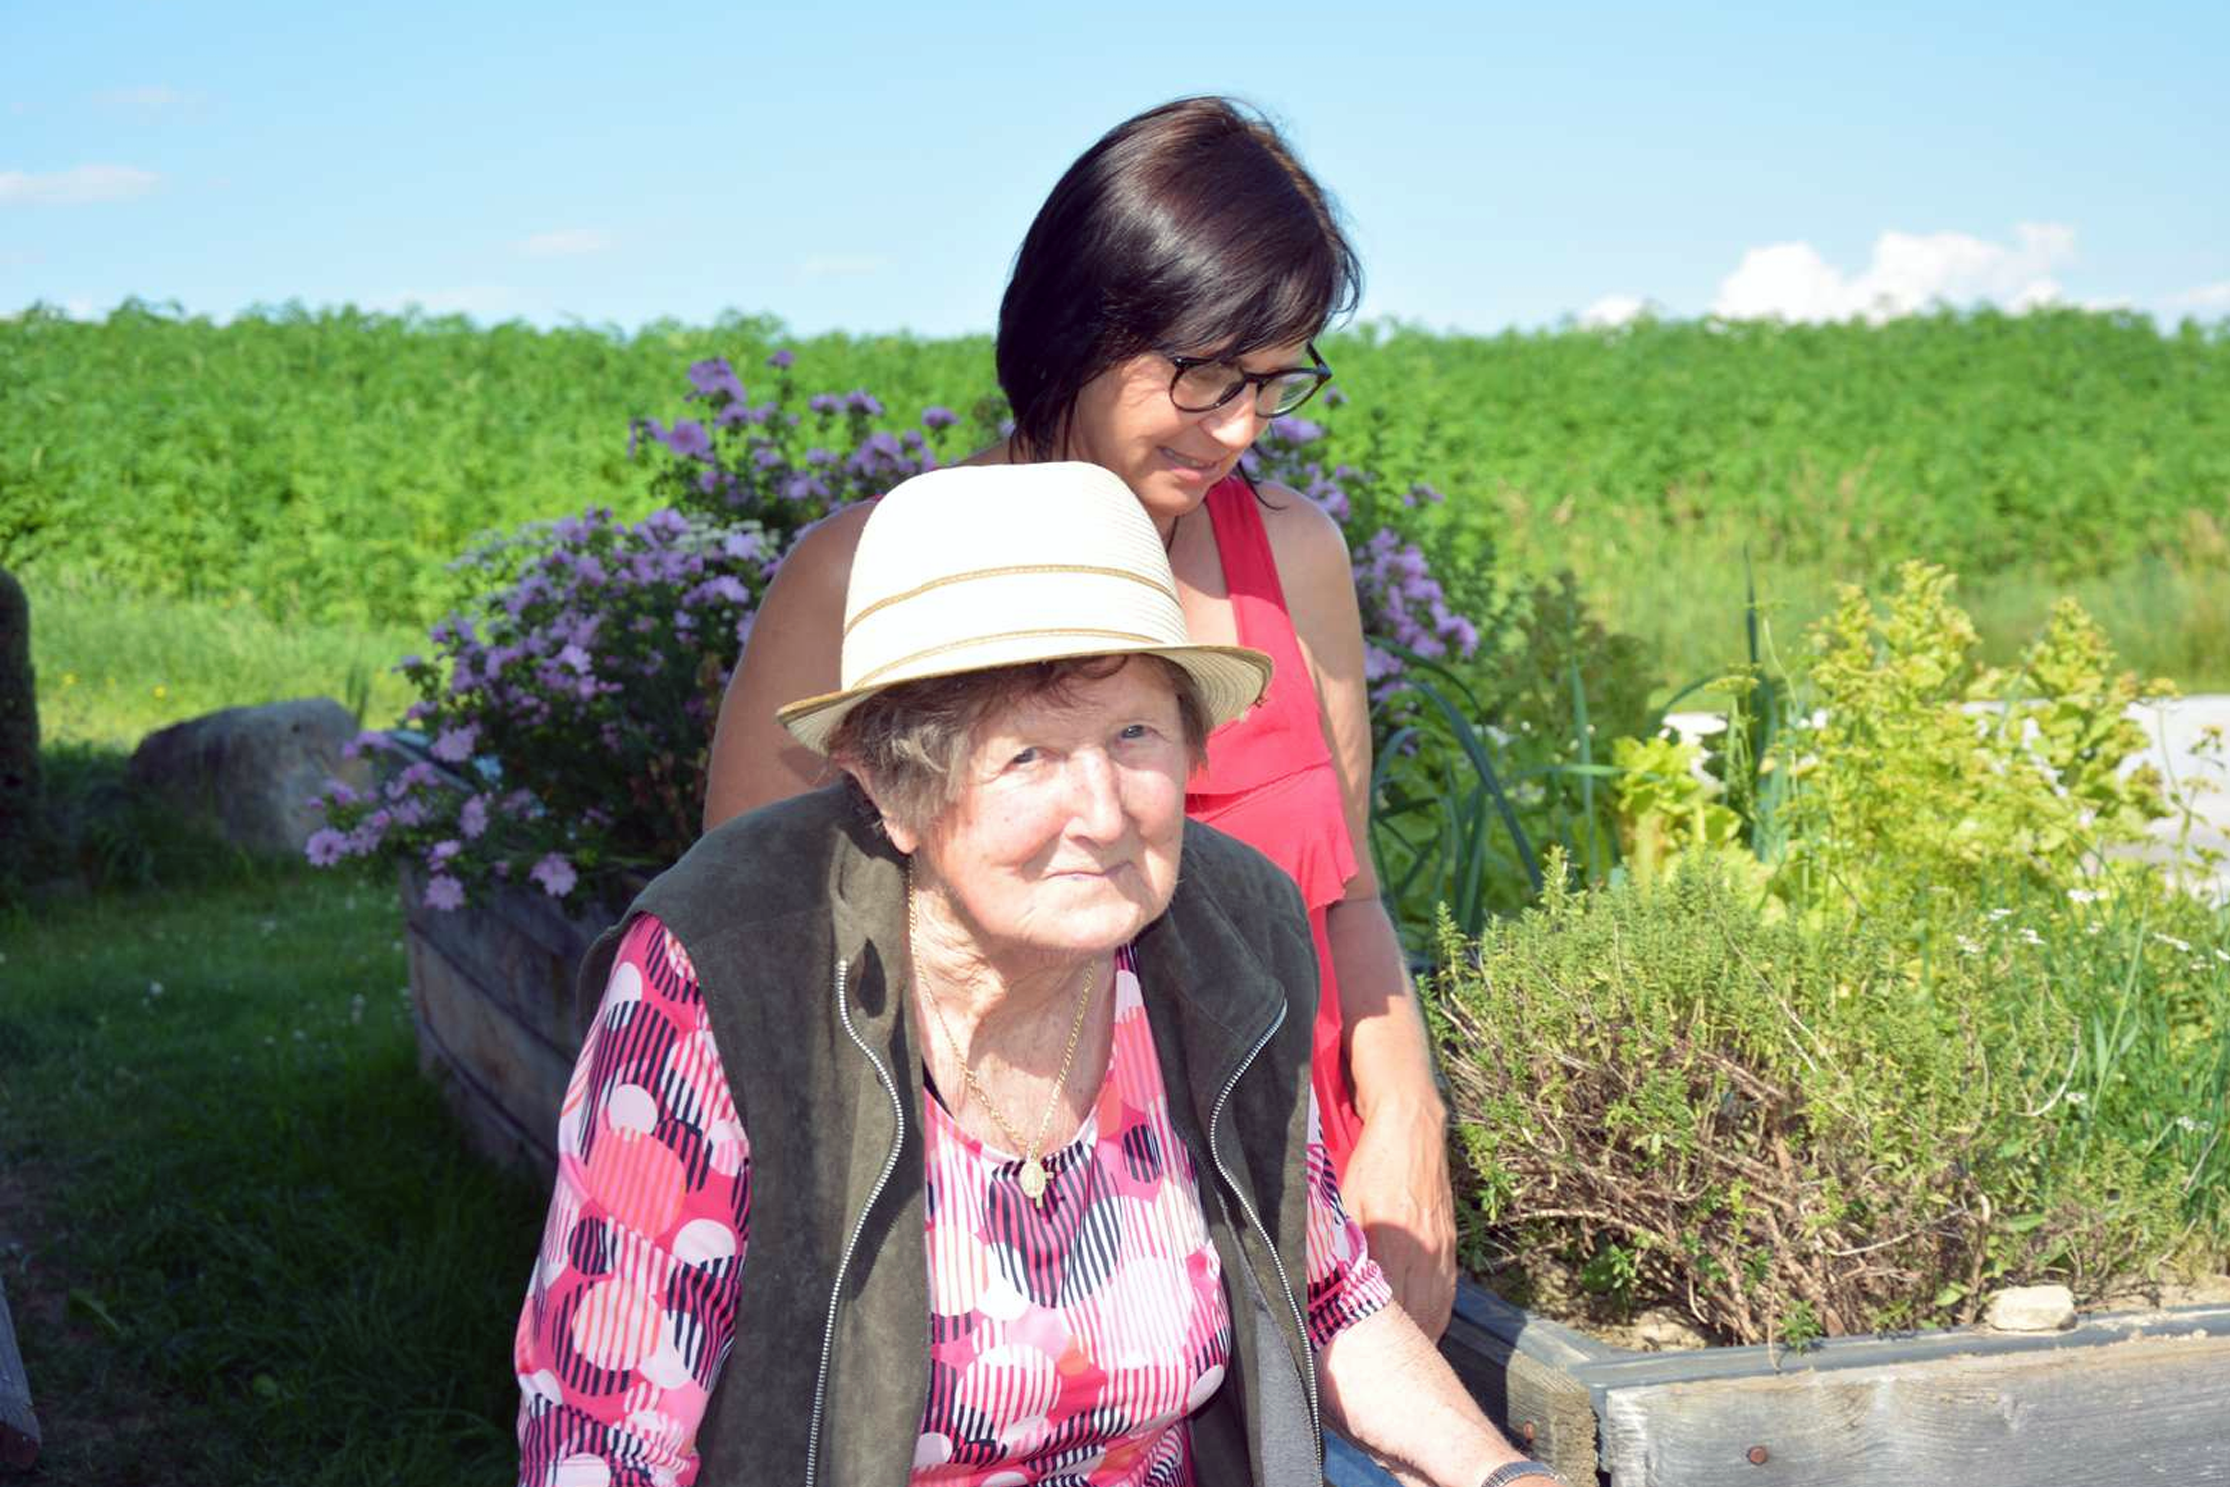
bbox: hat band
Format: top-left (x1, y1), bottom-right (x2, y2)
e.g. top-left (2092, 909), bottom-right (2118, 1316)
top-left (844, 562), bottom-right (1176, 638)
top-left (852, 627), bottom-right (1169, 689)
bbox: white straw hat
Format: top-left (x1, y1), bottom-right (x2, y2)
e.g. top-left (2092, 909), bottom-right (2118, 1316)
top-left (776, 462), bottom-right (1273, 753)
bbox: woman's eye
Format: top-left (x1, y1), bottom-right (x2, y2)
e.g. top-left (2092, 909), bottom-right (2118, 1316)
top-left (1118, 723), bottom-right (1152, 742)
top-left (1005, 747), bottom-right (1040, 768)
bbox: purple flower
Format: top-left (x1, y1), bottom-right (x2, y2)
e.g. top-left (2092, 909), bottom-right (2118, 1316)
top-left (1268, 416), bottom-right (1324, 445)
top-left (423, 874), bottom-right (466, 912)
top-left (922, 405), bottom-right (958, 430)
top-left (459, 795), bottom-right (490, 840)
top-left (766, 348), bottom-right (795, 370)
top-left (686, 357), bottom-right (746, 402)
top-left (809, 393), bottom-right (841, 415)
top-left (304, 828), bottom-right (349, 867)
top-left (660, 419), bottom-right (712, 460)
top-left (341, 729), bottom-right (388, 762)
top-left (530, 853), bottom-right (578, 898)
top-left (557, 643), bottom-right (593, 675)
top-left (427, 839), bottom-right (462, 868)
top-left (844, 389), bottom-right (883, 416)
top-left (429, 724), bottom-right (479, 763)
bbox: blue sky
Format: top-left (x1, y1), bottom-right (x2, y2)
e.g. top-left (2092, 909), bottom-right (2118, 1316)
top-left (4, 0), bottom-right (2225, 336)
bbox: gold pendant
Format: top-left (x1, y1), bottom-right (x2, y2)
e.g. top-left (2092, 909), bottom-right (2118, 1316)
top-left (1018, 1157), bottom-right (1048, 1202)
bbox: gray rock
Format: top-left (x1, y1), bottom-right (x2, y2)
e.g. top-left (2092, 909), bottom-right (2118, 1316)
top-left (128, 698), bottom-right (372, 856)
top-left (1984, 1283), bottom-right (2077, 1333)
top-left (0, 569), bottom-right (38, 866)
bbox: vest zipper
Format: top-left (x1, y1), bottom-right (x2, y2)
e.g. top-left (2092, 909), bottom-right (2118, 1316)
top-left (1205, 998), bottom-right (1323, 1467)
top-left (805, 957), bottom-right (907, 1487)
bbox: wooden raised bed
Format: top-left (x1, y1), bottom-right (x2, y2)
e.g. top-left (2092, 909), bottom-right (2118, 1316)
top-left (398, 863), bottom-right (615, 1180)
top-left (1329, 1280), bottom-right (2230, 1485)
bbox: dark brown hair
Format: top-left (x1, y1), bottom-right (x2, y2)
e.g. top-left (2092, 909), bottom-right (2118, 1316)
top-left (997, 96), bottom-right (1362, 461)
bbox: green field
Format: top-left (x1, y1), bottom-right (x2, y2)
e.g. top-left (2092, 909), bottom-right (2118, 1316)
top-left (6, 300), bottom-right (2227, 741)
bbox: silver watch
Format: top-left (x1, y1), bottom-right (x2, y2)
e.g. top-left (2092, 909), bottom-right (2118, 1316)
top-left (1478, 1463), bottom-right (1562, 1487)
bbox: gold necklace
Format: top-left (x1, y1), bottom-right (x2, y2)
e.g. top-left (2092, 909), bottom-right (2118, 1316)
top-left (908, 869), bottom-right (1098, 1204)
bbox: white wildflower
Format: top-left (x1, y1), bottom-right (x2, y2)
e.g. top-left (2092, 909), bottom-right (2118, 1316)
top-left (2157, 933), bottom-right (2192, 953)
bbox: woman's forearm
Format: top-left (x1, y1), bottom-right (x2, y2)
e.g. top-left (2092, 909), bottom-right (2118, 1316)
top-left (1320, 1305), bottom-right (1531, 1487)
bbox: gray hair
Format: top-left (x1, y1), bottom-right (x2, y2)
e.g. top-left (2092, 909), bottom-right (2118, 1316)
top-left (830, 655), bottom-right (1211, 838)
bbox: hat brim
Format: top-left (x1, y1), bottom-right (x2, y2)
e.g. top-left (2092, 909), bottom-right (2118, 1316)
top-left (776, 641), bottom-right (1274, 756)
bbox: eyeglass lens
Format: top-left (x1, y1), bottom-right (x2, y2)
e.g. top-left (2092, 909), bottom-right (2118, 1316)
top-left (1171, 361), bottom-right (1324, 417)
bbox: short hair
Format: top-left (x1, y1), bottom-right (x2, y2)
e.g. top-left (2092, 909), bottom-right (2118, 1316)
top-left (830, 655), bottom-right (1210, 838)
top-left (997, 96), bottom-right (1362, 462)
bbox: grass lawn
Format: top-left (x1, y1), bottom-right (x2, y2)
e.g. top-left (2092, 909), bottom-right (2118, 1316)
top-left (0, 864), bottom-right (543, 1486)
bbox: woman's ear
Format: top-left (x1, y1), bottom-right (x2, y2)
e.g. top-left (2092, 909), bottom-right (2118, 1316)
top-left (837, 758), bottom-right (922, 856)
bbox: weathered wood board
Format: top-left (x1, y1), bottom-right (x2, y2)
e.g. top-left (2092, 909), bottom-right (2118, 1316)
top-left (0, 1272), bottom-right (38, 1469)
top-left (1600, 1325), bottom-right (2230, 1484)
top-left (1331, 1283), bottom-right (2230, 1485)
top-left (399, 864), bottom-right (610, 1180)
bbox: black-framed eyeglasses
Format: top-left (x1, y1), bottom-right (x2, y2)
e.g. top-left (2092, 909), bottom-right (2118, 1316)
top-left (1163, 341), bottom-right (1333, 418)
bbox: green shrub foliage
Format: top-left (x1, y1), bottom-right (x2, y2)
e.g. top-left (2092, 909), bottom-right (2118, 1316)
top-left (1430, 852), bottom-right (2228, 1344)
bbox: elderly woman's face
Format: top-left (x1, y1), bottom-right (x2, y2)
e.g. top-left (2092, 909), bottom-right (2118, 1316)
top-left (889, 658), bottom-right (1190, 962)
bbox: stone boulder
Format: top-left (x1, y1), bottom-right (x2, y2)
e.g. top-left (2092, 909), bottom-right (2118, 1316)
top-left (128, 698), bottom-right (372, 856)
top-left (0, 568), bottom-right (38, 865)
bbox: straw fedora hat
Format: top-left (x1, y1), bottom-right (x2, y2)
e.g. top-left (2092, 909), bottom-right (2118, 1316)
top-left (776, 463), bottom-right (1273, 753)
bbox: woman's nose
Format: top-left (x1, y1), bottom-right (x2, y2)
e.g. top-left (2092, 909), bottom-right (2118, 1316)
top-left (1065, 751), bottom-right (1125, 841)
top-left (1197, 394), bottom-right (1264, 454)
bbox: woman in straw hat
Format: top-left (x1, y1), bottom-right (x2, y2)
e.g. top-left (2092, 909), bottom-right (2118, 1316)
top-left (513, 464), bottom-right (1557, 1487)
top-left (703, 95), bottom-right (1458, 1341)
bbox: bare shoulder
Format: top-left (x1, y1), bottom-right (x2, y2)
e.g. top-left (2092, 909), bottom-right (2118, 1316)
top-left (772, 498), bottom-right (878, 602)
top-left (1253, 481), bottom-right (1359, 627)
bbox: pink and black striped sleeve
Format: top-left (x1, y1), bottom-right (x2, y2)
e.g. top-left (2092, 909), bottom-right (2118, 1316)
top-left (513, 914), bottom-right (750, 1487)
top-left (1303, 1095), bottom-right (1395, 1348)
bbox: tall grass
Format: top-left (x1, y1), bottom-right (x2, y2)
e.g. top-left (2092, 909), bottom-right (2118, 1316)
top-left (24, 567), bottom-right (420, 749)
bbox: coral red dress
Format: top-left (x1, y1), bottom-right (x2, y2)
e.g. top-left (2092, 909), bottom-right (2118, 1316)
top-left (1186, 477), bottom-right (1365, 1177)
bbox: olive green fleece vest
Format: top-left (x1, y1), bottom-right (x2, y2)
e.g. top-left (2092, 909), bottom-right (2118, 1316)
top-left (574, 786), bottom-right (1327, 1487)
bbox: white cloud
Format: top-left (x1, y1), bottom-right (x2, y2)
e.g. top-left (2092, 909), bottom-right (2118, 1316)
top-left (0, 165), bottom-right (162, 205)
top-left (798, 253), bottom-right (889, 280)
top-left (1579, 294), bottom-right (1650, 329)
top-left (2166, 282), bottom-right (2230, 314)
top-left (1712, 223), bottom-right (2076, 323)
top-left (520, 228), bottom-right (615, 258)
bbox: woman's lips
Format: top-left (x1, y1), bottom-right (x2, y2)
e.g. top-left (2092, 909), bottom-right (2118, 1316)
top-left (1158, 447), bottom-right (1221, 480)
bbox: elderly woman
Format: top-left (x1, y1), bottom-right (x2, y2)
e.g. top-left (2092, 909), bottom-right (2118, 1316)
top-left (705, 95), bottom-right (1457, 1339)
top-left (514, 464), bottom-right (1557, 1486)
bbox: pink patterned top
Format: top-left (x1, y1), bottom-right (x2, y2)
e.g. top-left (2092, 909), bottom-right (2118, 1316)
top-left (515, 915), bottom-right (1390, 1487)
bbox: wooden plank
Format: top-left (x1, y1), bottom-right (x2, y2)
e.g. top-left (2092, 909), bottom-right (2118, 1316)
top-left (1599, 1328), bottom-right (2230, 1485)
top-left (398, 866), bottom-right (600, 1055)
top-left (1570, 1303), bottom-right (2230, 1394)
top-left (404, 921), bottom-right (573, 1177)
top-left (0, 1273), bottom-right (38, 1469)
top-left (1456, 1280), bottom-right (1626, 1367)
top-left (1440, 1311), bottom-right (1603, 1484)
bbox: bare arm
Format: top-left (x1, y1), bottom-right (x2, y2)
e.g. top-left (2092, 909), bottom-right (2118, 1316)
top-left (1320, 1305), bottom-right (1535, 1487)
top-left (1266, 491), bottom-right (1457, 1338)
top-left (702, 502), bottom-right (877, 830)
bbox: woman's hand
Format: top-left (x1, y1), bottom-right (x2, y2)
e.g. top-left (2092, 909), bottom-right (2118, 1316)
top-left (1341, 1083), bottom-right (1458, 1339)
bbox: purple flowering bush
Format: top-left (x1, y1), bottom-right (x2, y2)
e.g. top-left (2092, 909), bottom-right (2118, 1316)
top-left (307, 350), bottom-right (974, 912)
top-left (308, 345), bottom-right (1636, 935)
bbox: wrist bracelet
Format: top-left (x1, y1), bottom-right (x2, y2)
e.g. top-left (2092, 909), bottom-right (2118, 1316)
top-left (1477, 1462), bottom-right (1562, 1487)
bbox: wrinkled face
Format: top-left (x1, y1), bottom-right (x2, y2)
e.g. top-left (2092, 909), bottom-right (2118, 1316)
top-left (882, 658), bottom-right (1190, 966)
top-left (1064, 337), bottom-right (1314, 532)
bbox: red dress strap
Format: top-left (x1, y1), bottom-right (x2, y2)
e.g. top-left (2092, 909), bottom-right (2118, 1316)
top-left (1183, 477), bottom-right (1365, 1175)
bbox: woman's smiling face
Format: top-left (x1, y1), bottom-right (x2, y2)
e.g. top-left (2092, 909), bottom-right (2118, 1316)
top-left (1062, 338), bottom-right (1314, 533)
top-left (885, 657), bottom-right (1191, 968)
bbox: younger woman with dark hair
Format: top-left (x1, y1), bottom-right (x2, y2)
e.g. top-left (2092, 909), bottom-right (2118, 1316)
top-left (702, 96), bottom-right (1459, 1338)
